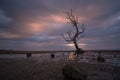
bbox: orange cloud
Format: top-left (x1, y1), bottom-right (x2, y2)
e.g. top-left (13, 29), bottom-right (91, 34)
top-left (26, 14), bottom-right (86, 34)
top-left (51, 14), bottom-right (86, 23)
top-left (28, 23), bottom-right (43, 32)
top-left (51, 15), bottom-right (66, 23)
top-left (26, 15), bottom-right (66, 33)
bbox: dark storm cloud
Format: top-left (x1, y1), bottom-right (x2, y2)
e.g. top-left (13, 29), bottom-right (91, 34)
top-left (0, 0), bottom-right (49, 18)
top-left (0, 9), bottom-right (12, 25)
top-left (0, 0), bottom-right (48, 32)
top-left (0, 0), bottom-right (120, 50)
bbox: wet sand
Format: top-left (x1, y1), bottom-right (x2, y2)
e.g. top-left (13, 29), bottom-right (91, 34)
top-left (0, 58), bottom-right (120, 80)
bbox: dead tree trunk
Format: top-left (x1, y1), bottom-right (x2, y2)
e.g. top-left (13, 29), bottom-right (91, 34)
top-left (62, 9), bottom-right (86, 57)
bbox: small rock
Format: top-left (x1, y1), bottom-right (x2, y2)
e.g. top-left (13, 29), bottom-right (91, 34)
top-left (97, 56), bottom-right (105, 62)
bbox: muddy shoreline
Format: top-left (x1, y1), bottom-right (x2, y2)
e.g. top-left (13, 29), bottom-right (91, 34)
top-left (0, 58), bottom-right (120, 80)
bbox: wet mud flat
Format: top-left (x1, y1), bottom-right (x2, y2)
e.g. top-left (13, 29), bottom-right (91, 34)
top-left (0, 58), bottom-right (120, 80)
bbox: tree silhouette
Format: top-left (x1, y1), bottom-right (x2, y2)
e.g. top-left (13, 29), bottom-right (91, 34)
top-left (62, 9), bottom-right (86, 57)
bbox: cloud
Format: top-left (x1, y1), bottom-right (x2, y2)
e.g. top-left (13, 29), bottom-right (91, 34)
top-left (0, 0), bottom-right (120, 50)
top-left (0, 9), bottom-right (12, 25)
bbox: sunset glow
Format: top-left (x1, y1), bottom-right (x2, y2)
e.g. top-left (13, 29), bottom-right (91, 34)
top-left (28, 23), bottom-right (43, 32)
top-left (52, 15), bottom-right (66, 23)
top-left (66, 43), bottom-right (86, 48)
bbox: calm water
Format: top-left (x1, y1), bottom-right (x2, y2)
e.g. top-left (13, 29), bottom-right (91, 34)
top-left (0, 52), bottom-right (120, 66)
top-left (0, 54), bottom-right (26, 58)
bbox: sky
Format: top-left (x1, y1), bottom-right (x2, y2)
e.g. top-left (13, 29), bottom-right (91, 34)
top-left (0, 0), bottom-right (120, 50)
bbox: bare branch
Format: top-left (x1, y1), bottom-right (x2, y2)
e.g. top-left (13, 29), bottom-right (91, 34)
top-left (61, 34), bottom-right (72, 42)
top-left (76, 34), bottom-right (85, 41)
top-left (78, 24), bottom-right (86, 35)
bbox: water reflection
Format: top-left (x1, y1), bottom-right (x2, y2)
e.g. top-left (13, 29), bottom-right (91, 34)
top-left (0, 52), bottom-right (120, 66)
top-left (0, 54), bottom-right (26, 58)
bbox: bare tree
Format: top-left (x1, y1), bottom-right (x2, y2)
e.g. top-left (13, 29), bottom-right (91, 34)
top-left (62, 9), bottom-right (86, 57)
